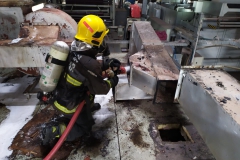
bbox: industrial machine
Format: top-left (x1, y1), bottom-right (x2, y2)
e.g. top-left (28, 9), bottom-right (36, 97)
top-left (0, 0), bottom-right (240, 159)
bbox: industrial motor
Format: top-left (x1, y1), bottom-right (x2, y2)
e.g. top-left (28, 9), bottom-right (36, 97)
top-left (39, 41), bottom-right (69, 92)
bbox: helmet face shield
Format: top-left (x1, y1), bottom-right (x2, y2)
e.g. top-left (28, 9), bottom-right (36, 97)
top-left (75, 15), bottom-right (109, 47)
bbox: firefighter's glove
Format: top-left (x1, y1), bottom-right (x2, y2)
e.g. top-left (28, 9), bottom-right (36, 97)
top-left (109, 75), bottom-right (119, 88)
top-left (102, 58), bottom-right (121, 73)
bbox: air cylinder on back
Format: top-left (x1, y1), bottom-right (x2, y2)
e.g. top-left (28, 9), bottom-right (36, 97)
top-left (39, 41), bottom-right (69, 92)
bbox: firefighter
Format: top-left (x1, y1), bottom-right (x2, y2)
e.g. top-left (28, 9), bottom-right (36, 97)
top-left (41, 15), bottom-right (121, 145)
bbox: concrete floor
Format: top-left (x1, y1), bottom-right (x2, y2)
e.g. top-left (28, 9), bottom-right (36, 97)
top-left (0, 70), bottom-right (215, 160)
top-left (67, 98), bottom-right (215, 160)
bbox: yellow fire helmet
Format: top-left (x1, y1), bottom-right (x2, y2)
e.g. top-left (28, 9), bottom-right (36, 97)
top-left (75, 15), bottom-right (109, 47)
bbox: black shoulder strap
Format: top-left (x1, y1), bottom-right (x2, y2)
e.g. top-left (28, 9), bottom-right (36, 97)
top-left (45, 54), bottom-right (66, 66)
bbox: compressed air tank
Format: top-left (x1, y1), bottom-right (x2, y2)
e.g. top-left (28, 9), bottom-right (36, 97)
top-left (39, 41), bottom-right (69, 92)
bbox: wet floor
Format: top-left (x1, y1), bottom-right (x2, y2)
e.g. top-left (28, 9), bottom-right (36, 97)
top-left (0, 70), bottom-right (215, 160)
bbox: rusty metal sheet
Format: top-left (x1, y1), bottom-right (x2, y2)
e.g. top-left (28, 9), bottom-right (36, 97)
top-left (132, 21), bottom-right (163, 51)
top-left (129, 51), bottom-right (156, 77)
top-left (131, 21), bottom-right (179, 81)
top-left (17, 68), bottom-right (40, 76)
top-left (129, 21), bottom-right (179, 102)
top-left (0, 0), bottom-right (33, 7)
top-left (0, 46), bottom-right (49, 67)
top-left (154, 81), bottom-right (178, 103)
top-left (25, 8), bottom-right (77, 40)
top-left (0, 25), bottom-right (72, 67)
top-left (0, 7), bottom-right (24, 39)
top-left (0, 25), bottom-right (59, 46)
top-left (145, 45), bottom-right (179, 81)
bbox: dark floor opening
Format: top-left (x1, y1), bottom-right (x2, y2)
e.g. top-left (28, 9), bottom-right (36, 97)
top-left (159, 128), bottom-right (186, 142)
top-left (158, 124), bottom-right (190, 142)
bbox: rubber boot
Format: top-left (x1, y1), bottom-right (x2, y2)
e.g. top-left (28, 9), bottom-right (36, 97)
top-left (41, 123), bottom-right (66, 145)
top-left (90, 103), bottom-right (101, 112)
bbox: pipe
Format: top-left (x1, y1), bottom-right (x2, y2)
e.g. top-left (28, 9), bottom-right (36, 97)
top-left (224, 65), bottom-right (240, 71)
top-left (203, 17), bottom-right (240, 21)
top-left (219, 22), bottom-right (240, 25)
top-left (219, 24), bottom-right (240, 28)
top-left (190, 17), bottom-right (202, 64)
top-left (44, 101), bottom-right (85, 160)
top-left (197, 44), bottom-right (240, 50)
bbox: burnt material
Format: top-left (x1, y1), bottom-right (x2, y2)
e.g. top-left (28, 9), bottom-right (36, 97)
top-left (130, 126), bottom-right (149, 148)
top-left (9, 106), bottom-right (80, 159)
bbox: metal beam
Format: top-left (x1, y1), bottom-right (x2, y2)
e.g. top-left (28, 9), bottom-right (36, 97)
top-left (129, 21), bottom-right (179, 103)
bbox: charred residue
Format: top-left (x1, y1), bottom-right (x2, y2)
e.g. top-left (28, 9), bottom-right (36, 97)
top-left (9, 106), bottom-right (79, 159)
top-left (121, 100), bottom-right (142, 107)
top-left (219, 96), bottom-right (231, 104)
top-left (216, 81), bottom-right (224, 88)
top-left (138, 64), bottom-right (151, 72)
top-left (78, 127), bottom-right (111, 158)
top-left (1, 70), bottom-right (25, 83)
top-left (130, 126), bottom-right (149, 148)
top-left (19, 27), bottom-right (30, 38)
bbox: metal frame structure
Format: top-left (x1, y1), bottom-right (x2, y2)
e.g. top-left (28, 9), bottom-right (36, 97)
top-left (58, 1), bottom-right (116, 26)
top-left (148, 1), bottom-right (240, 69)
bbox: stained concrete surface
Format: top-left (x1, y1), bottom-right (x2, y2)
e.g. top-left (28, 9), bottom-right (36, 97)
top-left (0, 104), bottom-right (9, 124)
top-left (0, 73), bottom-right (215, 160)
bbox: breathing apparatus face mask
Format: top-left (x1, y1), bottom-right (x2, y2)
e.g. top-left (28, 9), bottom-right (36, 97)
top-left (71, 40), bottom-right (93, 52)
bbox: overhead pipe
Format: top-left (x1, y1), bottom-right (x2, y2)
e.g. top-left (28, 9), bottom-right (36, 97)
top-left (203, 17), bottom-right (240, 21)
top-left (219, 24), bottom-right (240, 28)
top-left (44, 101), bottom-right (85, 160)
top-left (197, 44), bottom-right (240, 50)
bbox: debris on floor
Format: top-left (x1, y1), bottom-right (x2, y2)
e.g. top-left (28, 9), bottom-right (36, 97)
top-left (0, 103), bottom-right (9, 124)
top-left (9, 105), bottom-right (82, 160)
top-left (0, 71), bottom-right (215, 160)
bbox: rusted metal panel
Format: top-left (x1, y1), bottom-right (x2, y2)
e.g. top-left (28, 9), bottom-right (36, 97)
top-left (129, 51), bottom-right (156, 77)
top-left (0, 7), bottom-right (24, 39)
top-left (145, 45), bottom-right (179, 81)
top-left (25, 8), bottom-right (77, 40)
top-left (154, 81), bottom-right (178, 103)
top-left (0, 46), bottom-right (49, 67)
top-left (0, 0), bottom-right (33, 7)
top-left (0, 25), bottom-right (59, 46)
top-left (133, 21), bottom-right (163, 48)
top-left (177, 69), bottom-right (240, 160)
top-left (17, 68), bottom-right (40, 76)
top-left (0, 25), bottom-right (60, 67)
top-left (130, 21), bottom-right (162, 54)
top-left (144, 45), bottom-right (179, 103)
top-left (129, 21), bottom-right (179, 102)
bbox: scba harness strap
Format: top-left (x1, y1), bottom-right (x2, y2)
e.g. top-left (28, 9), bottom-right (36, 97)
top-left (45, 54), bottom-right (66, 66)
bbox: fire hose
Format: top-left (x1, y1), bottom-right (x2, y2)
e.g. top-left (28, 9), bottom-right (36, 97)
top-left (43, 66), bottom-right (129, 159)
top-left (44, 101), bottom-right (85, 160)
